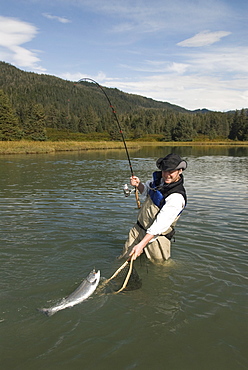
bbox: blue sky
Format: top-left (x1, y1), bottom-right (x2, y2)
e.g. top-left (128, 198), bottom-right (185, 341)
top-left (0, 0), bottom-right (247, 111)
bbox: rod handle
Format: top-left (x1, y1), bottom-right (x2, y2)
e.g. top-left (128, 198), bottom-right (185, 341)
top-left (135, 187), bottom-right (141, 209)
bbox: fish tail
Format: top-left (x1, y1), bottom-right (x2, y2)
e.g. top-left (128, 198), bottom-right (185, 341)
top-left (37, 308), bottom-right (54, 317)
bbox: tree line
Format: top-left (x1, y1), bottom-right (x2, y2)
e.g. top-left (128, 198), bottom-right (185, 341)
top-left (0, 61), bottom-right (247, 141)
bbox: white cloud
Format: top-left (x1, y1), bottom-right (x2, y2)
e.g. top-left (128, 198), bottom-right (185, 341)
top-left (185, 47), bottom-right (248, 74)
top-left (42, 13), bottom-right (71, 24)
top-left (64, 0), bottom-right (232, 35)
top-left (109, 74), bottom-right (248, 111)
top-left (112, 44), bottom-right (248, 110)
top-left (0, 16), bottom-right (37, 47)
top-left (0, 16), bottom-right (45, 71)
top-left (120, 60), bottom-right (189, 74)
top-left (61, 71), bottom-right (109, 83)
top-left (150, 61), bottom-right (189, 74)
top-left (177, 30), bottom-right (231, 47)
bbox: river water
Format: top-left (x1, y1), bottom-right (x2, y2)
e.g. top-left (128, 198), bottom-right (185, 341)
top-left (0, 145), bottom-right (247, 370)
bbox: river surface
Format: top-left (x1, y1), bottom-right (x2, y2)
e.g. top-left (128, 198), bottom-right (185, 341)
top-left (0, 145), bottom-right (247, 370)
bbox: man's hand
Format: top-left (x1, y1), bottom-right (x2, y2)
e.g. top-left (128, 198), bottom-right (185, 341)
top-left (129, 233), bottom-right (155, 260)
top-left (129, 242), bottom-right (144, 260)
top-left (130, 176), bottom-right (144, 194)
top-left (130, 176), bottom-right (140, 187)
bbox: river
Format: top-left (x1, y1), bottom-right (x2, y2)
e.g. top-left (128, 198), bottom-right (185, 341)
top-left (0, 145), bottom-right (247, 370)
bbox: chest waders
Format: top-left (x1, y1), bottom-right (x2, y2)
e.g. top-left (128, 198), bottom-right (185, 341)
top-left (119, 172), bottom-right (186, 263)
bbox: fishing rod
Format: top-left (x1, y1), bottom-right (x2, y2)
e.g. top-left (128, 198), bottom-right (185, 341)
top-left (77, 78), bottom-right (141, 209)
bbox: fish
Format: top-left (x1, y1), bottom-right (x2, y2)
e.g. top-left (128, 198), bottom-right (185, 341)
top-left (39, 269), bottom-right (100, 316)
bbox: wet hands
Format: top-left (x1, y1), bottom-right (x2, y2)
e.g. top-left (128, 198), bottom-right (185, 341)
top-left (130, 176), bottom-right (144, 195)
top-left (130, 176), bottom-right (140, 187)
top-left (129, 234), bottom-right (155, 260)
top-left (129, 242), bottom-right (144, 260)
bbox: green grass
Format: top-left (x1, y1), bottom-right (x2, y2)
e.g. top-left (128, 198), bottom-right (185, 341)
top-left (0, 139), bottom-right (247, 155)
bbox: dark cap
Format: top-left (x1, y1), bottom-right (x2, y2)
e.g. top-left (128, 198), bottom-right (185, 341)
top-left (156, 153), bottom-right (187, 171)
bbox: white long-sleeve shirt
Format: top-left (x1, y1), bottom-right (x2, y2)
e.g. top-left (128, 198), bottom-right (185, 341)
top-left (141, 179), bottom-right (185, 237)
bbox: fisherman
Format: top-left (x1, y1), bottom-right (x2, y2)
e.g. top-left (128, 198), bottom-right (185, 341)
top-left (119, 153), bottom-right (187, 263)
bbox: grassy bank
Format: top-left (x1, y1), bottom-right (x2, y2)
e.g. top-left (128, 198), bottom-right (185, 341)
top-left (0, 141), bottom-right (129, 155)
top-left (0, 140), bottom-right (247, 155)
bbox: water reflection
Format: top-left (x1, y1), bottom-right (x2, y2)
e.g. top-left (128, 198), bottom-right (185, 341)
top-left (134, 144), bottom-right (248, 158)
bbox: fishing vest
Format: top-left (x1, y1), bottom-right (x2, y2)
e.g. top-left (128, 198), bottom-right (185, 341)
top-left (148, 171), bottom-right (187, 209)
top-left (137, 172), bottom-right (187, 236)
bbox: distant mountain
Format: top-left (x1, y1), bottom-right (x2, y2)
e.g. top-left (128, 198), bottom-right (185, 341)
top-left (1, 61), bottom-right (247, 142)
top-left (192, 108), bottom-right (211, 114)
top-left (227, 108), bottom-right (248, 115)
top-left (0, 61), bottom-right (190, 114)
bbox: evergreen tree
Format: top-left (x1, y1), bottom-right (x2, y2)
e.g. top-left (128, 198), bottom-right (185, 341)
top-left (68, 115), bottom-right (79, 132)
top-left (46, 104), bottom-right (60, 128)
top-left (154, 113), bottom-right (165, 134)
top-left (220, 115), bottom-right (230, 138)
top-left (237, 109), bottom-right (248, 140)
top-left (59, 110), bottom-right (70, 130)
top-left (229, 110), bottom-right (248, 141)
top-left (242, 120), bottom-right (248, 141)
top-left (78, 116), bottom-right (86, 133)
top-left (130, 114), bottom-right (145, 133)
top-left (162, 118), bottom-right (173, 141)
top-left (118, 114), bottom-right (131, 139)
top-left (22, 103), bottom-right (47, 140)
top-left (172, 115), bottom-right (194, 141)
top-left (209, 112), bottom-right (226, 138)
top-left (0, 89), bottom-right (23, 140)
top-left (144, 111), bottom-right (155, 134)
top-left (132, 127), bottom-right (143, 139)
top-left (78, 106), bottom-right (100, 133)
top-left (100, 111), bottom-right (113, 133)
top-left (108, 117), bottom-right (122, 140)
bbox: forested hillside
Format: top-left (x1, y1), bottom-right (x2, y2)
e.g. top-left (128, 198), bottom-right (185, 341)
top-left (0, 61), bottom-right (247, 141)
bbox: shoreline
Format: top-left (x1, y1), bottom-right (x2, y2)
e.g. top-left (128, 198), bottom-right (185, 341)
top-left (0, 140), bottom-right (247, 155)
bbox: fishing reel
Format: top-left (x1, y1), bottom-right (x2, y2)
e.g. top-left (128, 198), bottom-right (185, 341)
top-left (123, 184), bottom-right (135, 197)
top-left (123, 184), bottom-right (141, 208)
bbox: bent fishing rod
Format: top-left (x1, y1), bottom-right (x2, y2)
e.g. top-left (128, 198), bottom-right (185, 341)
top-left (77, 78), bottom-right (141, 209)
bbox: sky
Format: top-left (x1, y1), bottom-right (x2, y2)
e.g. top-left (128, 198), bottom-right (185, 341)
top-left (0, 0), bottom-right (247, 111)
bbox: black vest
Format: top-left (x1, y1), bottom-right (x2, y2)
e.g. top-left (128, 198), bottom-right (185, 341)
top-left (148, 171), bottom-right (187, 209)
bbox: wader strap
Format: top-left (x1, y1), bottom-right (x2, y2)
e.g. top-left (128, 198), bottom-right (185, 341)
top-left (165, 228), bottom-right (175, 241)
top-left (137, 221), bottom-right (175, 240)
top-left (137, 220), bottom-right (146, 231)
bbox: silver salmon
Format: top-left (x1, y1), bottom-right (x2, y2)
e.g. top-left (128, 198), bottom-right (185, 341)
top-left (39, 269), bottom-right (100, 316)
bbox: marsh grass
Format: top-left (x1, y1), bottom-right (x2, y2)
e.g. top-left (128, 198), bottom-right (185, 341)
top-left (0, 141), bottom-right (128, 154)
top-left (0, 140), bottom-right (247, 155)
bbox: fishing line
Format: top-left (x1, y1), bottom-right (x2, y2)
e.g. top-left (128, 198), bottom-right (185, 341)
top-left (77, 78), bottom-right (141, 208)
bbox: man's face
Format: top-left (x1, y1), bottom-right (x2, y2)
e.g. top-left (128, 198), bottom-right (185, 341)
top-left (162, 169), bottom-right (182, 184)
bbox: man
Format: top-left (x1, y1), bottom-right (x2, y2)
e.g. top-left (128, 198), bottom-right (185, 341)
top-left (119, 153), bottom-right (187, 263)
